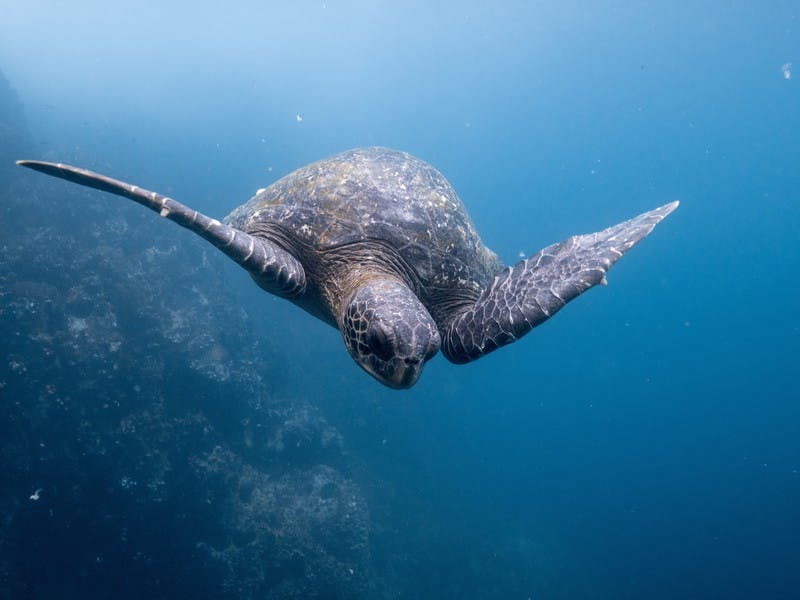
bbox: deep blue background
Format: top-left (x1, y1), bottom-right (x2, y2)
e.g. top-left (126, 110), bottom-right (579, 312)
top-left (2, 2), bottom-right (799, 598)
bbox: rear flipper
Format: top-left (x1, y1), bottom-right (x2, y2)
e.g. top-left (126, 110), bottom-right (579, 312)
top-left (17, 160), bottom-right (305, 297)
top-left (442, 201), bottom-right (679, 363)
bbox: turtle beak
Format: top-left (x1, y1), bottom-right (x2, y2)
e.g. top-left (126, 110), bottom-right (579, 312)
top-left (388, 358), bottom-right (424, 389)
top-left (363, 356), bottom-right (424, 390)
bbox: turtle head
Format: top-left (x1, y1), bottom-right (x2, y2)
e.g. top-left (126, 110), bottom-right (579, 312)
top-left (341, 279), bottom-right (440, 389)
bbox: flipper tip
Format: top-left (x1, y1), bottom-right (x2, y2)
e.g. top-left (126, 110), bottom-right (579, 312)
top-left (644, 200), bottom-right (680, 224)
top-left (16, 159), bottom-right (49, 171)
top-left (663, 200), bottom-right (680, 214)
top-left (15, 160), bottom-right (68, 178)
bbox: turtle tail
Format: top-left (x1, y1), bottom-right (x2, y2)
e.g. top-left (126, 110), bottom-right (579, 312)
top-left (16, 160), bottom-right (305, 297)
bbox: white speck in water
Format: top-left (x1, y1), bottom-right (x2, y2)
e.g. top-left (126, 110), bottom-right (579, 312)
top-left (518, 250), bottom-right (525, 258)
top-left (30, 488), bottom-right (43, 501)
top-left (782, 62), bottom-right (792, 80)
top-left (296, 114), bottom-right (303, 123)
top-left (120, 476), bottom-right (137, 490)
top-left (67, 316), bottom-right (88, 335)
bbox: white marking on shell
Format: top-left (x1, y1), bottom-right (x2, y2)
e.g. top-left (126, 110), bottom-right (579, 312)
top-left (159, 207), bottom-right (170, 217)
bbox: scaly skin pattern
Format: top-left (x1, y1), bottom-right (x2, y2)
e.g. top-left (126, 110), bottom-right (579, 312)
top-left (341, 278), bottom-right (440, 389)
top-left (442, 202), bottom-right (679, 363)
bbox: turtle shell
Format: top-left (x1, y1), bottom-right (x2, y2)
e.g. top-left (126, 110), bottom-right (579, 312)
top-left (224, 147), bottom-right (502, 292)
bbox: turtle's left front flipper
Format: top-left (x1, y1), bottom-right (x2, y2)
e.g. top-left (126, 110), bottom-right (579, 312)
top-left (17, 160), bottom-right (306, 297)
top-left (442, 201), bottom-right (679, 364)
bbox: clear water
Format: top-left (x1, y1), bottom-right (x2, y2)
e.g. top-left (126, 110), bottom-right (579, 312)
top-left (1, 2), bottom-right (798, 598)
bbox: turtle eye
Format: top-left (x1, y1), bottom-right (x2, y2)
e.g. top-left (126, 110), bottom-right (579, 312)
top-left (367, 322), bottom-right (394, 361)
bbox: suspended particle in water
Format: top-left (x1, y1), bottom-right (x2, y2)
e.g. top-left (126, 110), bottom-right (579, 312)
top-left (782, 63), bottom-right (792, 80)
top-left (120, 476), bottom-right (137, 490)
top-left (296, 114), bottom-right (303, 123)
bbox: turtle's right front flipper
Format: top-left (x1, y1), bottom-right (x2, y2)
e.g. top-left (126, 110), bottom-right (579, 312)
top-left (442, 201), bottom-right (678, 363)
top-left (17, 160), bottom-right (305, 298)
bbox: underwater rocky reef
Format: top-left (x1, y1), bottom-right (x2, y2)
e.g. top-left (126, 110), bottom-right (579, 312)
top-left (0, 71), bottom-right (381, 599)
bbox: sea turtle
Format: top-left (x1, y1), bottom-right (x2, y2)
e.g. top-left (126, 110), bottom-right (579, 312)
top-left (18, 147), bottom-right (677, 389)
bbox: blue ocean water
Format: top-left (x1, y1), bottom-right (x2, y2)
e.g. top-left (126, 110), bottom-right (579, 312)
top-left (1, 2), bottom-right (798, 598)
